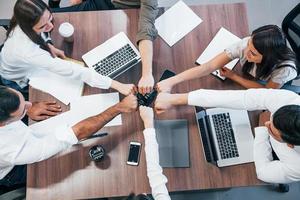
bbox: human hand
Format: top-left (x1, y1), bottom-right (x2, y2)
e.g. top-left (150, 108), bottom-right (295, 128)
top-left (259, 111), bottom-right (271, 127)
top-left (117, 94), bottom-right (138, 113)
top-left (220, 67), bottom-right (235, 79)
top-left (69, 0), bottom-right (83, 6)
top-left (139, 106), bottom-right (154, 128)
top-left (156, 78), bottom-right (174, 93)
top-left (118, 83), bottom-right (136, 96)
top-left (138, 74), bottom-right (154, 95)
top-left (111, 81), bottom-right (136, 96)
top-left (27, 101), bottom-right (62, 121)
top-left (154, 93), bottom-right (174, 114)
top-left (48, 44), bottom-right (66, 59)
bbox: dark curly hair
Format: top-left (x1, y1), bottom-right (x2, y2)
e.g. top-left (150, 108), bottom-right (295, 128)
top-left (273, 104), bottom-right (300, 145)
top-left (0, 86), bottom-right (20, 123)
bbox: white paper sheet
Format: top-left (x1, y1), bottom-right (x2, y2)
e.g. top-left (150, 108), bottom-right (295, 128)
top-left (155, 0), bottom-right (202, 46)
top-left (30, 93), bottom-right (122, 134)
top-left (196, 27), bottom-right (242, 80)
top-left (29, 70), bottom-right (84, 105)
top-left (69, 93), bottom-right (121, 127)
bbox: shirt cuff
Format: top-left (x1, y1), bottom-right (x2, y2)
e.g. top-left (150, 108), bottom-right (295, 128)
top-left (254, 126), bottom-right (270, 141)
top-left (136, 28), bottom-right (158, 44)
top-left (188, 90), bottom-right (201, 106)
top-left (86, 68), bottom-right (112, 89)
top-left (224, 49), bottom-right (235, 60)
top-left (54, 125), bottom-right (78, 145)
top-left (96, 73), bottom-right (112, 89)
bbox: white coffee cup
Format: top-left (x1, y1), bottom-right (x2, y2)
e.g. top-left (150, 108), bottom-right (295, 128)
top-left (58, 22), bottom-right (74, 42)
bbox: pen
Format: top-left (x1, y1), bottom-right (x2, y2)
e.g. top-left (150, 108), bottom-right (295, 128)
top-left (80, 132), bottom-right (108, 142)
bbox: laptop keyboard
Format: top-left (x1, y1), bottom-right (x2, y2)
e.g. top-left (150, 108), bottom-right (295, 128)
top-left (92, 44), bottom-right (138, 77)
top-left (212, 113), bottom-right (239, 159)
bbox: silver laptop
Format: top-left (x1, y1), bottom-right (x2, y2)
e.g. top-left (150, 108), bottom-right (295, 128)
top-left (82, 32), bottom-right (141, 79)
top-left (195, 106), bottom-right (254, 167)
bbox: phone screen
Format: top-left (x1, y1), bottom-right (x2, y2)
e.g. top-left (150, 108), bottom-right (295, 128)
top-left (127, 143), bottom-right (141, 164)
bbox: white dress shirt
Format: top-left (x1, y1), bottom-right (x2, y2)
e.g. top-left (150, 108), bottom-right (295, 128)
top-left (143, 128), bottom-right (171, 200)
top-left (188, 88), bottom-right (300, 184)
top-left (0, 26), bottom-right (112, 89)
top-left (0, 120), bottom-right (78, 180)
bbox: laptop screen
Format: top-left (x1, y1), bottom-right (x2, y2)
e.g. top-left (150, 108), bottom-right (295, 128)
top-left (195, 106), bottom-right (218, 165)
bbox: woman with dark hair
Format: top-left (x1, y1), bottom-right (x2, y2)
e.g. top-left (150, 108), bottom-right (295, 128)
top-left (157, 25), bottom-right (299, 92)
top-left (0, 0), bottom-right (134, 96)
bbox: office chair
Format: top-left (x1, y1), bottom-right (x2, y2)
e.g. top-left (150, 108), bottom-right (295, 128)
top-left (0, 19), bottom-right (9, 30)
top-left (0, 19), bottom-right (10, 52)
top-left (282, 3), bottom-right (300, 60)
top-left (0, 19), bottom-right (10, 86)
top-left (0, 187), bottom-right (26, 200)
top-left (274, 3), bottom-right (300, 184)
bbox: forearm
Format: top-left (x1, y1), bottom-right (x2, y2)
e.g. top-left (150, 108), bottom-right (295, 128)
top-left (72, 104), bottom-right (121, 140)
top-left (143, 128), bottom-right (170, 199)
top-left (139, 40), bottom-right (153, 76)
top-left (253, 127), bottom-right (288, 183)
top-left (168, 93), bottom-right (189, 106)
top-left (230, 74), bottom-right (281, 89)
top-left (167, 64), bottom-right (213, 87)
top-left (168, 52), bottom-right (231, 87)
top-left (253, 127), bottom-right (273, 167)
top-left (229, 74), bottom-right (266, 89)
top-left (188, 89), bottom-right (269, 110)
top-left (31, 54), bottom-right (112, 89)
top-left (110, 80), bottom-right (122, 91)
top-left (189, 88), bottom-right (300, 113)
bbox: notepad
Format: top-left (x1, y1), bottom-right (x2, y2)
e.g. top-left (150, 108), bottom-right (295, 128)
top-left (196, 27), bottom-right (242, 80)
top-left (155, 119), bottom-right (190, 168)
top-left (155, 0), bottom-right (202, 46)
top-left (30, 93), bottom-right (122, 134)
top-left (69, 93), bottom-right (121, 127)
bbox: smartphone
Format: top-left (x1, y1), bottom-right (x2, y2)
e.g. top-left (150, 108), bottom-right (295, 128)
top-left (127, 141), bottom-right (142, 166)
top-left (159, 69), bottom-right (176, 81)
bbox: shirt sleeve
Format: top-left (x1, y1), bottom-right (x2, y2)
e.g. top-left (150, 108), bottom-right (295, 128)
top-left (9, 125), bottom-right (78, 165)
top-left (143, 128), bottom-right (171, 200)
top-left (24, 49), bottom-right (112, 89)
top-left (136, 0), bottom-right (158, 43)
top-left (253, 127), bottom-right (293, 183)
top-left (224, 37), bottom-right (249, 60)
top-left (270, 67), bottom-right (298, 85)
top-left (188, 88), bottom-right (300, 113)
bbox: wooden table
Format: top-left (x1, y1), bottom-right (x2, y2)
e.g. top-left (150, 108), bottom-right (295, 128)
top-left (27, 3), bottom-right (262, 200)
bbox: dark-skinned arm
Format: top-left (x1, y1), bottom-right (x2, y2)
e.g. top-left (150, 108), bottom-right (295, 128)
top-left (72, 94), bottom-right (137, 140)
